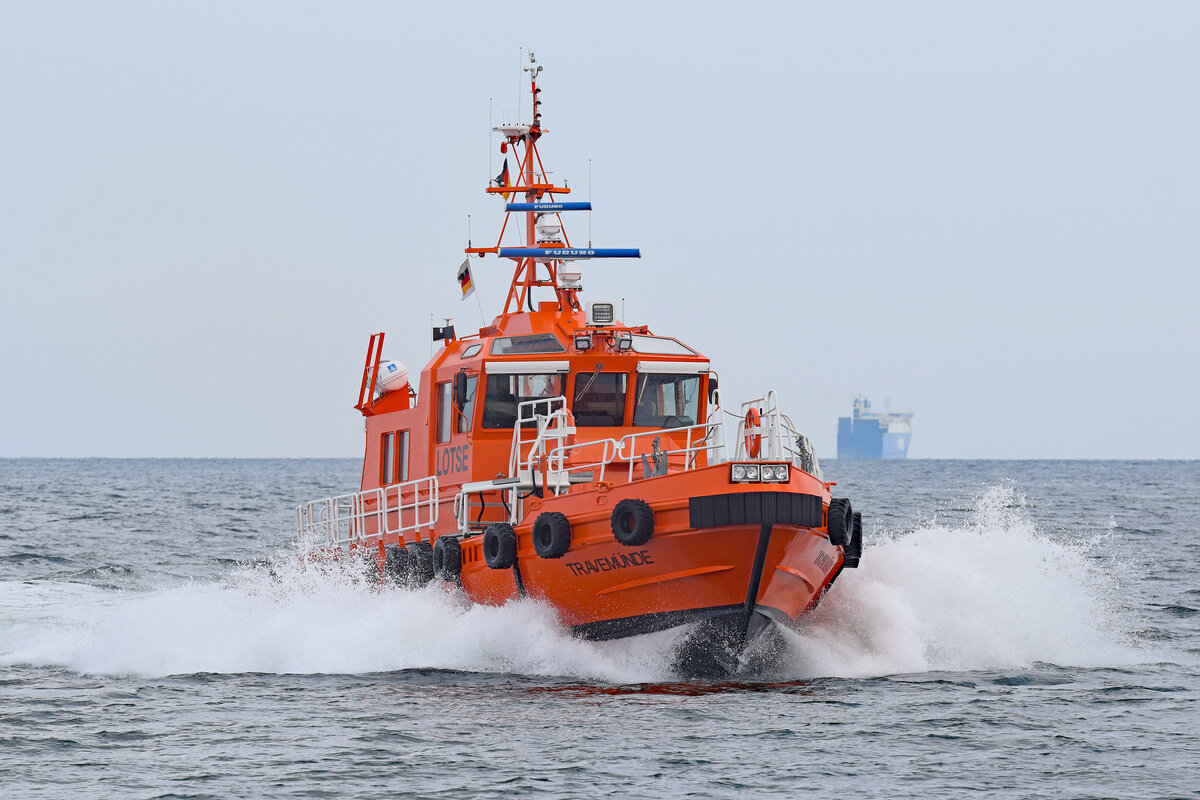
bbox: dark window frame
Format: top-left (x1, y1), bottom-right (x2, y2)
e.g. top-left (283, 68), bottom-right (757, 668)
top-left (457, 375), bottom-right (478, 434)
top-left (397, 430), bottom-right (410, 482)
top-left (633, 373), bottom-right (703, 428)
top-left (572, 371), bottom-right (630, 427)
top-left (381, 432), bottom-right (395, 485)
top-left (481, 373), bottom-right (566, 429)
top-left (437, 382), bottom-right (453, 443)
top-left (489, 333), bottom-right (567, 356)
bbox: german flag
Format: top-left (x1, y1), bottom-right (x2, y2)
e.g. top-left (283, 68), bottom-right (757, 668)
top-left (456, 258), bottom-right (475, 299)
top-left (493, 158), bottom-right (511, 201)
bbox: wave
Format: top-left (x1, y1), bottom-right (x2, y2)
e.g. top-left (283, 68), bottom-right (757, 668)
top-left (0, 485), bottom-right (1158, 681)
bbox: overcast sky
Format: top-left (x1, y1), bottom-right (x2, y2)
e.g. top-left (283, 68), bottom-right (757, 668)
top-left (2, 1), bottom-right (1197, 459)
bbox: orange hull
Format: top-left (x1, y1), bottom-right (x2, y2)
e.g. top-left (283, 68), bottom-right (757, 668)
top-left (452, 466), bottom-right (842, 640)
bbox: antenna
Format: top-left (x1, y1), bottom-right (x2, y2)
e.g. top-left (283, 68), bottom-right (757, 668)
top-left (488, 97), bottom-right (493, 182)
top-left (524, 51), bottom-right (543, 80)
top-left (588, 158), bottom-right (593, 247)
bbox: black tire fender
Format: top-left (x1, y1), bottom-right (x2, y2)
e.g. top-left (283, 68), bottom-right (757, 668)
top-left (384, 543), bottom-right (409, 585)
top-left (482, 523), bottom-right (518, 569)
top-left (611, 498), bottom-right (655, 546)
top-left (405, 541), bottom-right (435, 586)
top-left (433, 535), bottom-right (462, 582)
top-left (533, 512), bottom-right (572, 559)
top-left (844, 511), bottom-right (863, 568)
top-left (360, 548), bottom-right (382, 586)
top-left (827, 498), bottom-right (853, 547)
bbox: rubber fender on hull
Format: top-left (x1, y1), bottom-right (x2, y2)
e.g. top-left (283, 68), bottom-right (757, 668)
top-left (533, 512), bottom-right (572, 559)
top-left (433, 535), bottom-right (462, 582)
top-left (827, 498), bottom-right (853, 547)
top-left (405, 541), bottom-right (435, 586)
top-left (384, 543), bottom-right (409, 585)
top-left (611, 498), bottom-right (654, 546)
top-left (844, 511), bottom-right (863, 568)
top-left (361, 549), bottom-right (382, 585)
top-left (482, 523), bottom-right (518, 569)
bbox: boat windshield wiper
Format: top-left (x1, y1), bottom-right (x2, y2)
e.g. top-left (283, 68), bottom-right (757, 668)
top-left (577, 363), bottom-right (604, 397)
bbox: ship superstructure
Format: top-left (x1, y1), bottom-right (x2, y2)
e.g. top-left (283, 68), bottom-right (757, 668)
top-left (837, 395), bottom-right (914, 459)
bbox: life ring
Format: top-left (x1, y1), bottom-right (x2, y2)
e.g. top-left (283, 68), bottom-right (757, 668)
top-left (562, 410), bottom-right (582, 464)
top-left (482, 523), bottom-right (517, 569)
top-left (563, 409), bottom-right (577, 447)
top-left (405, 541), bottom-right (435, 586)
top-left (433, 535), bottom-right (462, 582)
top-left (744, 408), bottom-right (762, 457)
top-left (611, 498), bottom-right (654, 546)
top-left (826, 498), bottom-right (853, 547)
top-left (533, 512), bottom-right (572, 558)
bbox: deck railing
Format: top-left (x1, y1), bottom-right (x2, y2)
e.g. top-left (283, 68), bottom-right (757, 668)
top-left (506, 389), bottom-right (821, 493)
top-left (296, 475), bottom-right (439, 552)
top-left (734, 390), bottom-right (823, 480)
top-left (509, 407), bottom-right (730, 494)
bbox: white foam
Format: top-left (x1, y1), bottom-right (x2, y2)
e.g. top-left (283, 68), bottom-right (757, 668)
top-left (0, 485), bottom-right (1158, 681)
top-left (0, 556), bottom-right (675, 682)
top-left (777, 484), bottom-right (1154, 678)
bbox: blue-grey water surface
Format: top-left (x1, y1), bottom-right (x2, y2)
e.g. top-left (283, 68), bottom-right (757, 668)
top-left (1, 459), bottom-right (1197, 799)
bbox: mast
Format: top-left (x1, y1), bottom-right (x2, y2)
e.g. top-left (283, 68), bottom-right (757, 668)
top-left (464, 53), bottom-right (641, 318)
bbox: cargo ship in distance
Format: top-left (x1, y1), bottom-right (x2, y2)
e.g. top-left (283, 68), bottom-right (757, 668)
top-left (837, 395), bottom-right (913, 459)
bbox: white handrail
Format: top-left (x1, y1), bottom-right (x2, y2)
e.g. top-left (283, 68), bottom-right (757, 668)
top-left (296, 475), bottom-right (439, 553)
top-left (612, 419), bottom-right (728, 481)
top-left (735, 390), bottom-right (823, 479)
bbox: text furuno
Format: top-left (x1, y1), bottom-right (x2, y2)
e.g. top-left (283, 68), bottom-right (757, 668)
top-left (566, 550), bottom-right (654, 576)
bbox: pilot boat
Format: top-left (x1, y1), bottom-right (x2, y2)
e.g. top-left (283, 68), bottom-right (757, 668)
top-left (296, 55), bottom-right (864, 674)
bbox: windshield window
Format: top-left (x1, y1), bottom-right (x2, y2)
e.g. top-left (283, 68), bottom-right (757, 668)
top-left (633, 374), bottom-right (701, 428)
top-left (573, 372), bottom-right (627, 427)
top-left (482, 374), bottom-right (564, 428)
top-left (489, 333), bottom-right (566, 355)
top-left (630, 335), bottom-right (697, 355)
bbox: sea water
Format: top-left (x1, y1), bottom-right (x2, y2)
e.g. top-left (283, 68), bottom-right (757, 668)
top-left (1, 459), bottom-right (1196, 799)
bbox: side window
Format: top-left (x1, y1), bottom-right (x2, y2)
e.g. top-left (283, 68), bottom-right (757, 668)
top-left (398, 430), bottom-right (409, 482)
top-left (381, 432), bottom-right (395, 484)
top-left (633, 374), bottom-right (701, 428)
top-left (457, 376), bottom-right (478, 433)
top-left (437, 382), bottom-right (452, 443)
top-left (573, 372), bottom-right (628, 426)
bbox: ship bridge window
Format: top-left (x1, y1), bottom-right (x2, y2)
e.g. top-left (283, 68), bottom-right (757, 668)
top-left (633, 373), bottom-right (701, 428)
top-left (380, 430), bottom-right (409, 485)
top-left (490, 333), bottom-right (566, 356)
top-left (482, 373), bottom-right (565, 429)
top-left (437, 382), bottom-right (453, 443)
top-left (457, 376), bottom-right (478, 433)
top-left (630, 335), bottom-right (697, 356)
top-left (573, 372), bottom-right (627, 427)
top-left (381, 432), bottom-right (395, 485)
top-left (460, 343), bottom-right (483, 359)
